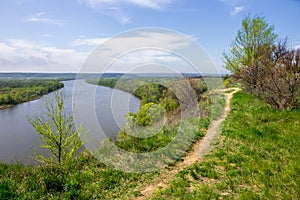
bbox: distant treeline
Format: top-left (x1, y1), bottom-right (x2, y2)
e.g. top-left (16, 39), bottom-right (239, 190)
top-left (0, 79), bottom-right (64, 107)
top-left (0, 72), bottom-right (225, 80)
top-left (87, 77), bottom-right (207, 110)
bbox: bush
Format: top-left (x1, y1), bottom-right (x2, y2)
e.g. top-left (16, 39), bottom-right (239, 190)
top-left (240, 40), bottom-right (300, 110)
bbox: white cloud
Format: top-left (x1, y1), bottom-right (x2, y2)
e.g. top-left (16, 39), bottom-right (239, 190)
top-left (78, 29), bottom-right (216, 74)
top-left (71, 37), bottom-right (109, 46)
top-left (0, 30), bottom-right (217, 73)
top-left (220, 0), bottom-right (246, 16)
top-left (70, 32), bottom-right (192, 72)
top-left (72, 31), bottom-right (192, 49)
top-left (230, 6), bottom-right (245, 16)
top-left (125, 0), bottom-right (172, 10)
top-left (120, 16), bottom-right (132, 24)
top-left (0, 39), bottom-right (88, 72)
top-left (23, 12), bottom-right (64, 26)
top-left (219, 0), bottom-right (246, 6)
top-left (295, 43), bottom-right (300, 50)
top-left (80, 0), bottom-right (172, 10)
top-left (79, 0), bottom-right (172, 24)
top-left (107, 49), bottom-right (192, 74)
top-left (114, 50), bottom-right (181, 65)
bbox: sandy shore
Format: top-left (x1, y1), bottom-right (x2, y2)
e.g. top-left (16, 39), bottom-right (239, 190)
top-left (0, 105), bottom-right (14, 110)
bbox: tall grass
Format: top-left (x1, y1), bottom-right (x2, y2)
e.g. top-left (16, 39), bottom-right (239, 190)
top-left (0, 152), bottom-right (159, 199)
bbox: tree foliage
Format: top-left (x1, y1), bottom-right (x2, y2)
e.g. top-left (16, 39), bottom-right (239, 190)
top-left (126, 102), bottom-right (165, 128)
top-left (223, 15), bottom-right (278, 73)
top-left (28, 92), bottom-right (86, 164)
top-left (0, 79), bottom-right (63, 106)
top-left (224, 14), bottom-right (300, 110)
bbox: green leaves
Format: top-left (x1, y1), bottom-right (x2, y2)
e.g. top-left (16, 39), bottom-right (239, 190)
top-left (0, 79), bottom-right (63, 106)
top-left (28, 91), bottom-right (87, 164)
top-left (223, 14), bottom-right (278, 73)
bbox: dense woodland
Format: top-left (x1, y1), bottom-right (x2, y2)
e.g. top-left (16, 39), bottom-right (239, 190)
top-left (0, 79), bottom-right (64, 107)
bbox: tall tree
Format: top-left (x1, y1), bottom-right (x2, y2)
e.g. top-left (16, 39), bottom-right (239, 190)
top-left (28, 91), bottom-right (86, 164)
top-left (223, 15), bottom-right (278, 73)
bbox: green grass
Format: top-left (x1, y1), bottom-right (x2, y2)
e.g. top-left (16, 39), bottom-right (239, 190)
top-left (0, 152), bottom-right (159, 199)
top-left (209, 92), bottom-right (225, 120)
top-left (153, 91), bottom-right (300, 199)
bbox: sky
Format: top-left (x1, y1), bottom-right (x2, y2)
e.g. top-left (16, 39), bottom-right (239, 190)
top-left (0, 0), bottom-right (299, 73)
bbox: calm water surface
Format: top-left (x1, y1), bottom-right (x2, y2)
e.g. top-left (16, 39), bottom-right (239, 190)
top-left (0, 80), bottom-right (140, 164)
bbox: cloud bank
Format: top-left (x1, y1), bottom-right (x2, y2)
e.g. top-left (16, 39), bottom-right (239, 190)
top-left (23, 12), bottom-right (64, 26)
top-left (0, 39), bottom-right (87, 72)
top-left (230, 6), bottom-right (245, 16)
top-left (79, 0), bottom-right (173, 24)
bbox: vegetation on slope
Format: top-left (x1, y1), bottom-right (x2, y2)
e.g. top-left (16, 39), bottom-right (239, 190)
top-left (87, 77), bottom-right (207, 110)
top-left (1, 77), bottom-right (219, 199)
top-left (88, 77), bottom-right (210, 154)
top-left (153, 91), bottom-right (300, 199)
top-left (0, 153), bottom-right (159, 199)
top-left (0, 79), bottom-right (64, 108)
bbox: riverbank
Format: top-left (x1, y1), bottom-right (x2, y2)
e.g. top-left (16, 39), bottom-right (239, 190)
top-left (0, 105), bottom-right (13, 110)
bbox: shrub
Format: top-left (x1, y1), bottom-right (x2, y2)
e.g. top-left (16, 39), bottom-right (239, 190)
top-left (240, 40), bottom-right (300, 109)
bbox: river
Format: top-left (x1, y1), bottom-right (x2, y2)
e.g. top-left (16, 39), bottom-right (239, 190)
top-left (0, 80), bottom-right (140, 164)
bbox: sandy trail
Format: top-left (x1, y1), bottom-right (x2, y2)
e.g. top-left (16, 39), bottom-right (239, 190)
top-left (134, 88), bottom-right (239, 200)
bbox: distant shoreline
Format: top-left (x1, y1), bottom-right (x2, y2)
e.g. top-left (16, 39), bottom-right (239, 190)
top-left (0, 72), bottom-right (228, 80)
top-left (0, 79), bottom-right (64, 110)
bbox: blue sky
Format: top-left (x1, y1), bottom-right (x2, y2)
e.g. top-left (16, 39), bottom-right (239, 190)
top-left (0, 0), bottom-right (299, 73)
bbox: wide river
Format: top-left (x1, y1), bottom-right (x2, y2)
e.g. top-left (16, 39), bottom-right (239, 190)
top-left (0, 80), bottom-right (140, 164)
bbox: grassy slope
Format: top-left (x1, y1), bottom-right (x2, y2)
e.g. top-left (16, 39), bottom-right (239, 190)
top-left (153, 91), bottom-right (300, 199)
top-left (0, 153), bottom-right (161, 199)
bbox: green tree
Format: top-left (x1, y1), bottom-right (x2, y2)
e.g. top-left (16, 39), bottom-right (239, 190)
top-left (28, 92), bottom-right (86, 164)
top-left (223, 15), bottom-right (278, 73)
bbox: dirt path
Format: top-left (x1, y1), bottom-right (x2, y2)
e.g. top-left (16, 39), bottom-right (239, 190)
top-left (134, 88), bottom-right (239, 200)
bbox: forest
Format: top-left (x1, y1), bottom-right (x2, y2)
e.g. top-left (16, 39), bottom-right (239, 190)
top-left (0, 79), bottom-right (64, 108)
